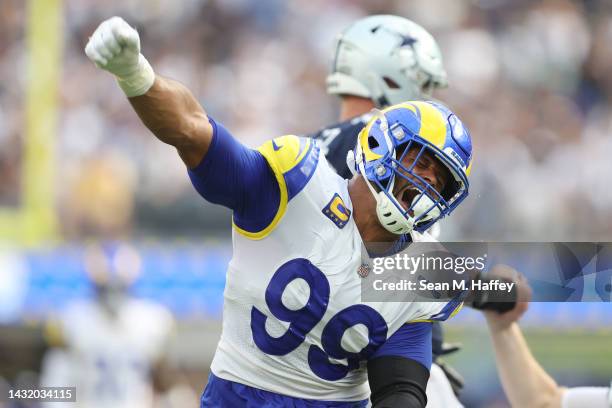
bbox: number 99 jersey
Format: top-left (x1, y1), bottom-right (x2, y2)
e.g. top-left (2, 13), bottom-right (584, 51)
top-left (210, 135), bottom-right (460, 402)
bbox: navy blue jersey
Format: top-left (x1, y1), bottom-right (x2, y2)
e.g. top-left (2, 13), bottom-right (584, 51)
top-left (305, 113), bottom-right (371, 180)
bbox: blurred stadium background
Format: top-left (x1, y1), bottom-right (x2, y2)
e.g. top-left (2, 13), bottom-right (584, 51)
top-left (1, 0), bottom-right (612, 407)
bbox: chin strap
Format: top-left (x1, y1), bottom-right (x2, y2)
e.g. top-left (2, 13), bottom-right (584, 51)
top-left (355, 146), bottom-right (414, 235)
top-left (346, 150), bottom-right (357, 176)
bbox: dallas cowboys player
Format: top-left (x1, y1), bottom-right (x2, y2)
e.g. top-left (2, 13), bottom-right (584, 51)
top-left (85, 17), bottom-right (473, 408)
top-left (312, 15), bottom-right (448, 180)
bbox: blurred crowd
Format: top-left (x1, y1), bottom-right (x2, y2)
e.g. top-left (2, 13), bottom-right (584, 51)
top-left (2, 0), bottom-right (612, 241)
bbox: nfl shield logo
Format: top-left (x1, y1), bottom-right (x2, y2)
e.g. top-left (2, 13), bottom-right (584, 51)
top-left (357, 263), bottom-right (370, 278)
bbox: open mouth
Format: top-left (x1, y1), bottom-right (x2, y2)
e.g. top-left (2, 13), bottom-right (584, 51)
top-left (396, 185), bottom-right (421, 215)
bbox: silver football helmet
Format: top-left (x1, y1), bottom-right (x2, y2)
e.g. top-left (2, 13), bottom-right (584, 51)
top-left (327, 15), bottom-right (448, 107)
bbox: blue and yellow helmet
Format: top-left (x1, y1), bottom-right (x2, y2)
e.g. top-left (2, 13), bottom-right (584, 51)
top-left (351, 101), bottom-right (472, 234)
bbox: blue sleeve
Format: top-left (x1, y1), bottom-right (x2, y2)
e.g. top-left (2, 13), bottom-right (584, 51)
top-left (187, 118), bottom-right (279, 230)
top-left (371, 322), bottom-right (432, 370)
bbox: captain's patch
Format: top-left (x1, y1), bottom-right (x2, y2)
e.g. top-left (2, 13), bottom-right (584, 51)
top-left (322, 193), bottom-right (351, 229)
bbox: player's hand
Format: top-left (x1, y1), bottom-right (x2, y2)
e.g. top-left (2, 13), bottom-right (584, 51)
top-left (84, 16), bottom-right (154, 97)
top-left (85, 16), bottom-right (141, 76)
top-left (484, 265), bottom-right (531, 331)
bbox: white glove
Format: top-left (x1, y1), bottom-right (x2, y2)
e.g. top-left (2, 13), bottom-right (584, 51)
top-left (85, 16), bottom-right (155, 97)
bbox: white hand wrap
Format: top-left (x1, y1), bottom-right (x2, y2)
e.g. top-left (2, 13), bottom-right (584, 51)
top-left (84, 16), bottom-right (155, 97)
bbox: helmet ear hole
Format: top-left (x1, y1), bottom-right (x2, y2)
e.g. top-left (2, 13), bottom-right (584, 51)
top-left (383, 76), bottom-right (401, 89)
top-left (368, 137), bottom-right (380, 149)
top-left (441, 179), bottom-right (460, 201)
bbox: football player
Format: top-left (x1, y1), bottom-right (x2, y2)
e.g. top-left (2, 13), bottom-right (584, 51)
top-left (312, 15), bottom-right (448, 180)
top-left (306, 15), bottom-right (466, 407)
top-left (40, 244), bottom-right (175, 408)
top-left (85, 17), bottom-right (473, 408)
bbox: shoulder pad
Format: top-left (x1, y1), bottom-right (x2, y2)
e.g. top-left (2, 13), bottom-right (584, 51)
top-left (257, 135), bottom-right (320, 201)
top-left (233, 136), bottom-right (320, 240)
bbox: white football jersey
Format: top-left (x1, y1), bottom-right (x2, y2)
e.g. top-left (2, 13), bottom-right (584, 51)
top-left (211, 136), bottom-right (461, 401)
top-left (41, 298), bottom-right (174, 408)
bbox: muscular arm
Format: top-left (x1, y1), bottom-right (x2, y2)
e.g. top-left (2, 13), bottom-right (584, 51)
top-left (85, 16), bottom-right (280, 228)
top-left (131, 78), bottom-right (280, 223)
top-left (128, 75), bottom-right (212, 168)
